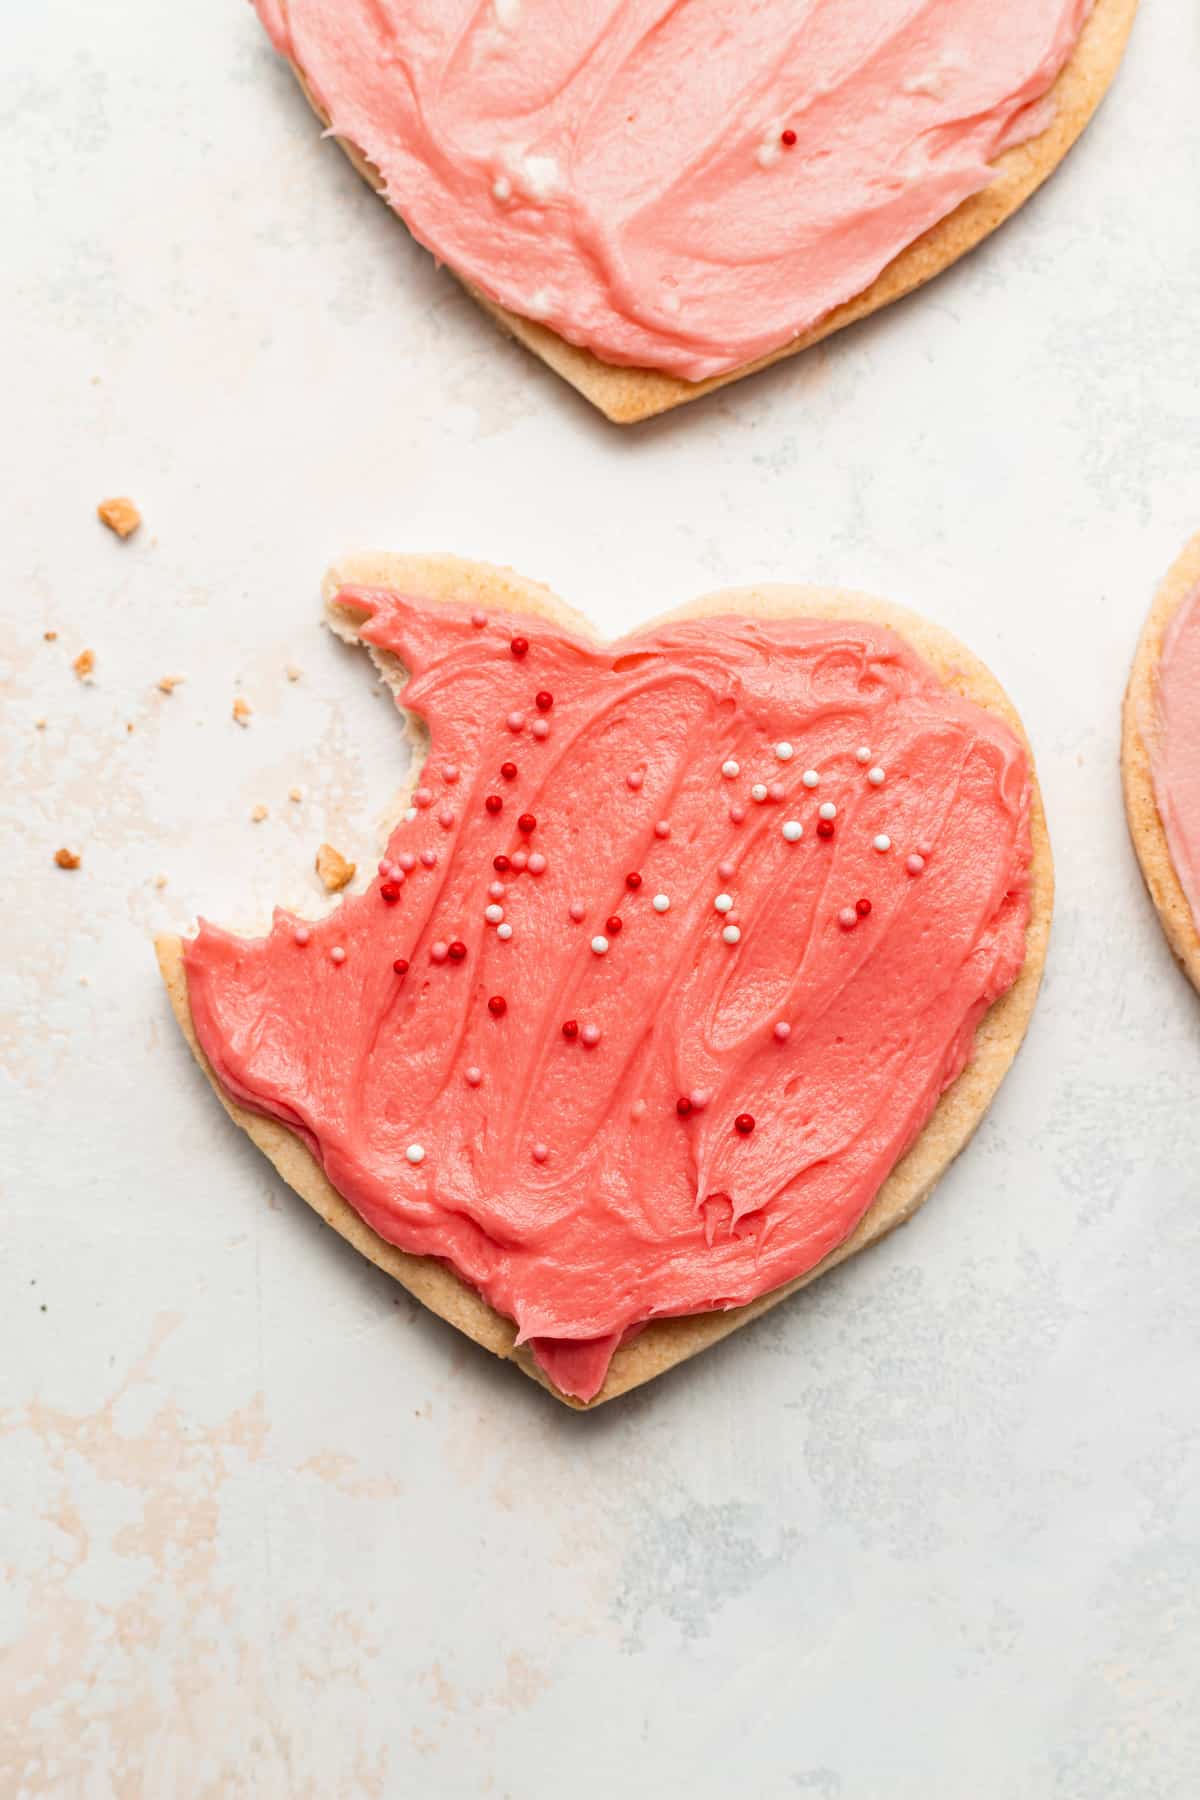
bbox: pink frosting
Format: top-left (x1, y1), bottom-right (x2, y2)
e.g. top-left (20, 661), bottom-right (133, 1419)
top-left (252, 0), bottom-right (1090, 380)
top-left (184, 594), bottom-right (1032, 1400)
top-left (1153, 583), bottom-right (1200, 923)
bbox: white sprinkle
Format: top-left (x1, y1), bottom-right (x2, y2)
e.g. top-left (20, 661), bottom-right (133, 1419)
top-left (773, 1021), bottom-right (792, 1042)
top-left (507, 711), bottom-right (525, 732)
top-left (718, 860), bottom-right (736, 879)
top-left (775, 741), bottom-right (794, 762)
top-left (485, 904), bottom-right (504, 924)
top-left (330, 945), bottom-right (346, 964)
top-left (714, 893), bottom-right (734, 914)
top-left (654, 820), bottom-right (671, 839)
top-left (802, 769), bottom-right (820, 788)
top-left (527, 851), bottom-right (547, 874)
top-left (510, 849), bottom-right (528, 871)
top-left (751, 783), bottom-right (768, 803)
top-left (818, 801), bottom-right (837, 821)
top-left (497, 923), bottom-right (513, 940)
top-left (906, 853), bottom-right (926, 875)
top-left (591, 935), bottom-right (609, 955)
top-left (631, 1098), bottom-right (646, 1120)
top-left (722, 759), bottom-right (740, 779)
top-left (293, 925), bottom-right (310, 946)
top-left (868, 766), bottom-right (886, 786)
top-left (855, 746), bottom-right (872, 764)
top-left (722, 924), bottom-right (741, 945)
top-left (581, 1023), bottom-right (600, 1047)
top-left (465, 1066), bottom-right (482, 1087)
top-left (404, 807), bottom-right (417, 822)
top-left (873, 834), bottom-right (892, 853)
top-left (839, 907), bottom-right (858, 930)
top-left (689, 1089), bottom-right (711, 1110)
top-left (531, 718), bottom-right (550, 739)
top-left (492, 175), bottom-right (512, 202)
top-left (470, 609), bottom-right (487, 628)
top-left (531, 1143), bottom-right (548, 1165)
top-left (768, 782), bottom-right (785, 802)
top-left (431, 941), bottom-right (448, 963)
top-left (652, 893), bottom-right (670, 913)
top-left (489, 880), bottom-right (505, 899)
top-left (406, 1143), bottom-right (426, 1165)
top-left (782, 820), bottom-right (803, 843)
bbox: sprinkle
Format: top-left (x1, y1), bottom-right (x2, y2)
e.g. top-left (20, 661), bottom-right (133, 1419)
top-left (398, 852), bottom-right (416, 872)
top-left (918, 840), bottom-right (933, 857)
top-left (873, 834), bottom-right (892, 853)
top-left (493, 175), bottom-right (512, 202)
top-left (510, 636), bottom-right (529, 658)
top-left (838, 907), bottom-right (858, 930)
top-left (488, 994), bottom-right (507, 1017)
top-left (511, 849), bottom-right (529, 871)
top-left (581, 1023), bottom-right (601, 1047)
top-left (406, 1143), bottom-right (426, 1165)
top-left (431, 941), bottom-right (448, 963)
top-left (527, 851), bottom-right (547, 874)
top-left (690, 1089), bottom-right (711, 1111)
top-left (626, 770), bottom-right (644, 791)
top-left (465, 1066), bottom-right (482, 1086)
top-left (377, 861), bottom-right (394, 878)
top-left (855, 746), bottom-right (872, 764)
top-left (676, 1096), bottom-right (693, 1118)
top-left (768, 782), bottom-right (786, 802)
top-left (507, 711), bottom-right (525, 733)
top-left (721, 760), bottom-right (740, 779)
top-left (393, 957), bottom-right (409, 975)
top-left (500, 761), bottom-right (518, 782)
top-left (856, 897), bottom-right (872, 917)
top-left (868, 766), bottom-right (886, 786)
top-left (562, 1019), bottom-right (579, 1040)
top-left (471, 610), bottom-right (487, 629)
top-left (414, 787), bottom-right (433, 809)
top-left (442, 764), bottom-right (459, 784)
top-left (782, 820), bottom-right (803, 843)
top-left (729, 804), bottom-right (746, 824)
top-left (518, 812), bottom-right (537, 835)
top-left (722, 924), bottom-right (741, 945)
top-left (404, 808), bottom-right (417, 823)
top-left (751, 783), bottom-right (768, 803)
top-left (531, 719), bottom-right (550, 740)
top-left (531, 1143), bottom-right (548, 1164)
top-left (438, 808), bottom-right (455, 829)
top-left (802, 769), bottom-right (820, 788)
top-left (380, 880), bottom-right (403, 903)
top-left (420, 848), bottom-right (437, 868)
top-left (330, 946), bottom-right (346, 964)
top-left (493, 853), bottom-right (511, 872)
top-left (497, 923), bottom-right (513, 940)
top-left (655, 821), bottom-right (671, 839)
top-left (626, 871), bottom-right (643, 890)
top-left (535, 690), bottom-right (553, 711)
top-left (817, 818), bottom-right (835, 839)
top-left (485, 904), bottom-right (504, 924)
top-left (775, 741), bottom-right (794, 762)
top-left (569, 901), bottom-right (586, 922)
top-left (734, 1113), bottom-right (756, 1135)
top-left (773, 1021), bottom-right (791, 1042)
top-left (489, 880), bottom-right (505, 899)
top-left (906, 853), bottom-right (926, 875)
top-left (486, 796), bottom-right (503, 816)
top-left (718, 860), bottom-right (736, 880)
top-left (605, 915), bottom-right (623, 935)
top-left (818, 801), bottom-right (837, 821)
top-left (591, 935), bottom-right (609, 955)
top-left (652, 893), bottom-right (670, 913)
top-left (714, 894), bottom-right (734, 914)
top-left (781, 128), bottom-right (797, 146)
top-left (293, 926), bottom-right (310, 947)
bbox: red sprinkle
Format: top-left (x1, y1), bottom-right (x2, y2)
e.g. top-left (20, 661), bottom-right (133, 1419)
top-left (535, 690), bottom-right (554, 712)
top-left (606, 915), bottom-right (623, 935)
top-left (517, 813), bottom-right (537, 835)
top-left (380, 880), bottom-right (402, 903)
top-left (485, 794), bottom-right (503, 815)
top-left (625, 871), bottom-right (642, 890)
top-left (676, 1096), bottom-right (693, 1117)
top-left (493, 853), bottom-right (511, 872)
top-left (448, 940), bottom-right (467, 962)
top-left (781, 128), bottom-right (797, 147)
top-left (817, 818), bottom-right (835, 839)
top-left (734, 1113), bottom-right (756, 1136)
top-left (500, 760), bottom-right (518, 781)
top-left (856, 897), bottom-right (872, 917)
top-left (561, 1019), bottom-right (579, 1040)
top-left (488, 994), bottom-right (507, 1017)
top-left (392, 957), bottom-right (409, 976)
top-left (510, 636), bottom-right (529, 659)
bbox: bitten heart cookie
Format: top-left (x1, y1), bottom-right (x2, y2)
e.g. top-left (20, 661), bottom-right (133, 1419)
top-left (158, 556), bottom-right (1053, 1407)
top-left (251, 0), bottom-right (1137, 422)
top-left (1122, 532), bottom-right (1200, 994)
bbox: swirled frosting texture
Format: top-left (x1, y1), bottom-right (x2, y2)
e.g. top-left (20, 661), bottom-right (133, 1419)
top-left (185, 597), bottom-right (1032, 1398)
top-left (1153, 583), bottom-right (1200, 923)
top-left (253, 0), bottom-right (1090, 379)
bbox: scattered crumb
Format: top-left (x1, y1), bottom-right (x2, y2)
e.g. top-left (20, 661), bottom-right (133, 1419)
top-left (153, 874), bottom-right (168, 889)
top-left (54, 848), bottom-right (81, 870)
top-left (288, 786), bottom-right (304, 803)
top-left (232, 696), bottom-right (252, 727)
top-left (315, 842), bottom-right (356, 893)
top-left (44, 630), bottom-right (57, 642)
top-left (73, 648), bottom-right (95, 681)
top-left (35, 718), bottom-right (46, 731)
top-left (286, 665), bottom-right (302, 682)
top-left (97, 496), bottom-right (141, 538)
top-left (251, 804), bottom-right (268, 823)
top-left (157, 675), bottom-right (183, 694)
top-left (125, 722), bottom-right (134, 734)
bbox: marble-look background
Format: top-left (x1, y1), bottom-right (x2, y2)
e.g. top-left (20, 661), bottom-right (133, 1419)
top-left (4, 2), bottom-right (1199, 1795)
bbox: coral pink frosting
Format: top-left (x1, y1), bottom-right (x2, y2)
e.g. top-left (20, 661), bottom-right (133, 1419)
top-left (252, 0), bottom-right (1090, 379)
top-left (1153, 583), bottom-right (1200, 923)
top-left (184, 596), bottom-right (1032, 1399)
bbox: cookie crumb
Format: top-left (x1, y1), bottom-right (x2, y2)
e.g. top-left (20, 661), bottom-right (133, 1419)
top-left (35, 718), bottom-right (46, 731)
top-left (286, 665), bottom-right (302, 682)
top-left (44, 630), bottom-right (57, 642)
top-left (315, 842), bottom-right (356, 893)
top-left (157, 675), bottom-right (183, 694)
top-left (153, 873), bottom-right (168, 889)
top-left (97, 497), bottom-right (141, 538)
top-left (232, 696), bottom-right (252, 727)
top-left (251, 804), bottom-right (268, 823)
top-left (73, 648), bottom-right (95, 681)
top-left (55, 848), bottom-right (81, 870)
top-left (288, 786), bottom-right (304, 803)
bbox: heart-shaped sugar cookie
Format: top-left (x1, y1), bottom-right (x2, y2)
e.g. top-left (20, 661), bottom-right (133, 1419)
top-left (251, 0), bottom-right (1136, 421)
top-left (158, 556), bottom-right (1052, 1406)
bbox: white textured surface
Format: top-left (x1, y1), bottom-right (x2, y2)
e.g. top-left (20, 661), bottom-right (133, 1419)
top-left (4, 3), bottom-right (1200, 1795)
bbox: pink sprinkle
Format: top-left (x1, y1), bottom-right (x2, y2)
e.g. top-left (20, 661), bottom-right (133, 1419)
top-left (531, 1143), bottom-right (548, 1165)
top-left (773, 1021), bottom-right (791, 1042)
top-left (569, 901), bottom-right (586, 923)
top-left (768, 782), bottom-right (785, 802)
top-left (655, 820), bottom-right (671, 839)
top-left (465, 1065), bottom-right (482, 1086)
top-left (689, 1088), bottom-right (711, 1110)
top-left (729, 804), bottom-right (746, 824)
top-left (330, 945), bottom-right (346, 964)
top-left (293, 926), bottom-right (310, 947)
top-left (527, 851), bottom-right (547, 874)
top-left (470, 609), bottom-right (487, 629)
top-left (488, 880), bottom-right (506, 899)
top-left (442, 764), bottom-right (459, 784)
top-left (398, 852), bottom-right (416, 872)
top-left (420, 848), bottom-right (437, 868)
top-left (531, 718), bottom-right (550, 740)
top-left (917, 840), bottom-right (933, 858)
top-left (718, 860), bottom-right (735, 880)
top-left (377, 860), bottom-right (392, 878)
top-left (414, 787), bottom-right (433, 809)
top-left (626, 769), bottom-right (644, 791)
top-left (838, 907), bottom-right (858, 931)
top-left (631, 1098), bottom-right (647, 1121)
top-left (431, 941), bottom-right (448, 963)
top-left (511, 849), bottom-right (529, 872)
top-left (438, 808), bottom-right (455, 829)
top-left (507, 711), bottom-right (525, 733)
top-left (580, 1023), bottom-right (601, 1047)
top-left (906, 853), bottom-right (926, 875)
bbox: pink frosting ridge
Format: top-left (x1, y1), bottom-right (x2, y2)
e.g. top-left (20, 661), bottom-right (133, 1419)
top-left (252, 0), bottom-right (1091, 379)
top-left (1153, 583), bottom-right (1200, 923)
top-left (184, 595), bottom-right (1032, 1400)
